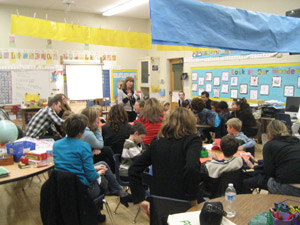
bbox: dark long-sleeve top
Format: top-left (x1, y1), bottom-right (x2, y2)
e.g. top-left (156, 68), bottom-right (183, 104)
top-left (128, 135), bottom-right (202, 203)
top-left (229, 109), bottom-right (257, 137)
top-left (102, 123), bottom-right (132, 155)
top-left (263, 136), bottom-right (300, 184)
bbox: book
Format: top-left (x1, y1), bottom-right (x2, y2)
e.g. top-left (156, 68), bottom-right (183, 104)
top-left (0, 166), bottom-right (10, 177)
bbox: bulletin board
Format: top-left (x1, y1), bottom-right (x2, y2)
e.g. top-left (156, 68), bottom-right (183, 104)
top-left (191, 63), bottom-right (300, 102)
top-left (110, 70), bottom-right (138, 102)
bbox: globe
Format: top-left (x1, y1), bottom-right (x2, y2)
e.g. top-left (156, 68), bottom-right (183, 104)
top-left (0, 120), bottom-right (18, 144)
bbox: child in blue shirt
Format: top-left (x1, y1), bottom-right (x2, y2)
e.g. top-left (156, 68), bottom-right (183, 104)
top-left (226, 118), bottom-right (256, 155)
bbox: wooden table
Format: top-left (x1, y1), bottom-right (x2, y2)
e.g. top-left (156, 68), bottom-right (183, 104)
top-left (196, 124), bottom-right (211, 128)
top-left (21, 107), bottom-right (41, 131)
top-left (0, 163), bottom-right (53, 185)
top-left (189, 194), bottom-right (300, 224)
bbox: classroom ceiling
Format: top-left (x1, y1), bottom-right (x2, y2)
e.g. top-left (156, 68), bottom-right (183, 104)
top-left (0, 0), bottom-right (150, 19)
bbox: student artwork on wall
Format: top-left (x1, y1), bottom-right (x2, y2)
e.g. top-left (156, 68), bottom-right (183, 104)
top-left (240, 84), bottom-right (248, 94)
top-left (221, 84), bottom-right (229, 93)
top-left (250, 89), bottom-right (258, 100)
top-left (191, 63), bottom-right (300, 102)
top-left (213, 89), bottom-right (220, 98)
top-left (0, 71), bottom-right (12, 104)
top-left (222, 72), bottom-right (229, 81)
top-left (198, 88), bottom-right (205, 96)
top-left (231, 89), bottom-right (238, 99)
top-left (206, 72), bottom-right (212, 81)
top-left (284, 85), bottom-right (294, 97)
top-left (192, 83), bottom-right (197, 91)
top-left (272, 76), bottom-right (281, 88)
top-left (206, 84), bottom-right (212, 92)
top-left (231, 77), bottom-right (238, 86)
top-left (260, 85), bottom-right (269, 95)
top-left (250, 76), bottom-right (259, 86)
top-left (213, 77), bottom-right (220, 86)
top-left (192, 73), bottom-right (197, 81)
top-left (198, 77), bottom-right (204, 85)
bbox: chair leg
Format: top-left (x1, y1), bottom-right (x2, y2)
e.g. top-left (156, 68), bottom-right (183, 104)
top-left (103, 199), bottom-right (115, 225)
top-left (114, 201), bottom-right (121, 214)
top-left (133, 207), bottom-right (141, 224)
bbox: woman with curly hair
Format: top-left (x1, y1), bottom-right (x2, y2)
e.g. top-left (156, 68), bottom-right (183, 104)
top-left (129, 107), bottom-right (202, 218)
top-left (136, 98), bottom-right (164, 148)
top-left (117, 77), bottom-right (140, 122)
top-left (102, 104), bottom-right (132, 155)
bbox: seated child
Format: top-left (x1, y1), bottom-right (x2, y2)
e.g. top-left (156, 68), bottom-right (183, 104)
top-left (210, 101), bottom-right (219, 112)
top-left (182, 99), bottom-right (191, 109)
top-left (161, 101), bottom-right (170, 115)
top-left (216, 101), bottom-right (230, 123)
top-left (191, 98), bottom-right (222, 141)
top-left (134, 100), bottom-right (145, 122)
top-left (119, 123), bottom-right (147, 180)
top-left (200, 135), bottom-right (247, 199)
top-left (226, 118), bottom-right (256, 155)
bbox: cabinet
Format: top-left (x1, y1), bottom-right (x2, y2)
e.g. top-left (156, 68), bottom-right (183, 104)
top-left (138, 57), bottom-right (160, 99)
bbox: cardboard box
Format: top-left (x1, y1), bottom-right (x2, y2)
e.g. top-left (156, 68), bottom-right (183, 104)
top-left (6, 140), bottom-right (36, 162)
top-left (25, 150), bottom-right (47, 161)
top-left (0, 154), bottom-right (14, 165)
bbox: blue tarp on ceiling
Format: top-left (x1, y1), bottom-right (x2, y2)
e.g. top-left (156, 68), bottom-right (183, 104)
top-left (150, 0), bottom-right (300, 53)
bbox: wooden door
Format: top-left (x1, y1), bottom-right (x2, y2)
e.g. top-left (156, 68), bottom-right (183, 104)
top-left (170, 58), bottom-right (183, 110)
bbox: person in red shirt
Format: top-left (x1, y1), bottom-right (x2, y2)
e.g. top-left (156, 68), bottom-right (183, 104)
top-left (136, 98), bottom-right (163, 149)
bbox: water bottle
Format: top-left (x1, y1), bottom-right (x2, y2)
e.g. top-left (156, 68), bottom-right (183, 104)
top-left (225, 183), bottom-right (236, 218)
top-left (46, 150), bottom-right (53, 165)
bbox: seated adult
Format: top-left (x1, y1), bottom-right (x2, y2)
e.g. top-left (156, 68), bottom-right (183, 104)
top-left (263, 120), bottom-right (300, 197)
top-left (25, 96), bottom-right (64, 140)
top-left (129, 107), bottom-right (202, 217)
top-left (53, 114), bottom-right (107, 222)
top-left (201, 91), bottom-right (212, 110)
top-left (102, 105), bottom-right (132, 155)
top-left (229, 98), bottom-right (257, 137)
top-left (178, 91), bottom-right (185, 107)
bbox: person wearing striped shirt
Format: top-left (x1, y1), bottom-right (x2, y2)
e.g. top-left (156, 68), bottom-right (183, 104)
top-left (119, 123), bottom-right (147, 180)
top-left (25, 97), bottom-right (64, 140)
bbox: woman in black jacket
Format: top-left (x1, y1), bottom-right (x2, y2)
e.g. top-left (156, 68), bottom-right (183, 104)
top-left (128, 107), bottom-right (202, 217)
top-left (263, 120), bottom-right (300, 196)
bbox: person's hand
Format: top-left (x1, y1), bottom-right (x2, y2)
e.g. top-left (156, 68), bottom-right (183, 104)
top-left (95, 164), bottom-right (107, 171)
top-left (97, 170), bottom-right (106, 176)
top-left (54, 132), bottom-right (63, 138)
top-left (92, 149), bottom-right (101, 155)
top-left (139, 201), bottom-right (150, 218)
top-left (127, 92), bottom-right (132, 98)
top-left (211, 152), bottom-right (218, 160)
top-left (238, 145), bottom-right (244, 151)
top-left (249, 154), bottom-right (258, 163)
top-left (136, 93), bottom-right (140, 98)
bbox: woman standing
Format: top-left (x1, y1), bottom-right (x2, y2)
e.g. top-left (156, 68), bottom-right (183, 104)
top-left (263, 120), bottom-right (300, 196)
top-left (118, 77), bottom-right (140, 122)
top-left (129, 107), bottom-right (202, 217)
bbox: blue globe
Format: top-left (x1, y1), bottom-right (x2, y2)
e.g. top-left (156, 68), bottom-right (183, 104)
top-left (0, 120), bottom-right (18, 144)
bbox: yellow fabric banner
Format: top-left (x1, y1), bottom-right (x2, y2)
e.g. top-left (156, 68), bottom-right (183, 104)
top-left (156, 44), bottom-right (220, 51)
top-left (10, 15), bottom-right (152, 49)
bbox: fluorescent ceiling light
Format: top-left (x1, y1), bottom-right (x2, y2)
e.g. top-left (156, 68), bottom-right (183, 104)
top-left (102, 0), bottom-right (148, 16)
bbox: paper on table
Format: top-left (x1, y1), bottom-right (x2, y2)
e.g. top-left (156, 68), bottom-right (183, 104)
top-left (167, 211), bottom-right (236, 225)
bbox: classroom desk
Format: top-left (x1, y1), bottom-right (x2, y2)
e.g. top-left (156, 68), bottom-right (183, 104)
top-left (196, 124), bottom-right (211, 128)
top-left (21, 107), bottom-right (41, 131)
top-left (188, 194), bottom-right (300, 224)
top-left (0, 163), bottom-right (53, 185)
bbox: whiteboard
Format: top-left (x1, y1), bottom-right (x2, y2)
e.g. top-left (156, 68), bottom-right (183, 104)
top-left (12, 70), bottom-right (51, 104)
top-left (66, 65), bottom-right (103, 100)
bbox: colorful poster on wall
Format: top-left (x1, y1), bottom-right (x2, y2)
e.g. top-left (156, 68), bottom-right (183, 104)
top-left (191, 63), bottom-right (300, 102)
top-left (110, 70), bottom-right (138, 102)
top-left (0, 71), bottom-right (12, 104)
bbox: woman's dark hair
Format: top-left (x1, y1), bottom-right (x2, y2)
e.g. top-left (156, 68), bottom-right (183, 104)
top-left (236, 98), bottom-right (250, 111)
top-left (191, 98), bottom-right (205, 113)
top-left (63, 114), bottom-right (88, 138)
top-left (54, 93), bottom-right (71, 111)
top-left (107, 104), bottom-right (128, 131)
top-left (217, 101), bottom-right (228, 110)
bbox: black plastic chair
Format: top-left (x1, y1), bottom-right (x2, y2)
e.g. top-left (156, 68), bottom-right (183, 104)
top-left (275, 113), bottom-right (292, 133)
top-left (150, 195), bottom-right (191, 225)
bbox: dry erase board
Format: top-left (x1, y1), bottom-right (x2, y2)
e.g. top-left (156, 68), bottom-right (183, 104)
top-left (2, 70), bottom-right (64, 105)
top-left (191, 63), bottom-right (300, 102)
